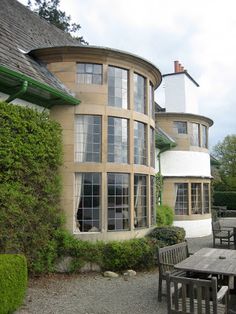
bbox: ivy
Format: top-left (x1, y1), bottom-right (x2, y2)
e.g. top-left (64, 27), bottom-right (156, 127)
top-left (0, 102), bottom-right (64, 274)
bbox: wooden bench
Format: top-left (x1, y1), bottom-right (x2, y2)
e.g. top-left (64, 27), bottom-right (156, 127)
top-left (212, 221), bottom-right (234, 249)
top-left (166, 272), bottom-right (229, 314)
top-left (157, 242), bottom-right (190, 302)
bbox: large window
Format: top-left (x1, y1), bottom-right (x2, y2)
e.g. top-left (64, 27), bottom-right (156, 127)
top-left (77, 63), bottom-right (102, 85)
top-left (75, 115), bottom-right (101, 162)
top-left (107, 173), bottom-right (130, 231)
top-left (173, 121), bottom-right (187, 134)
top-left (190, 123), bottom-right (200, 146)
top-left (175, 183), bottom-right (188, 215)
top-left (149, 82), bottom-right (154, 119)
top-left (76, 173), bottom-right (101, 232)
top-left (150, 127), bottom-right (155, 168)
top-left (134, 175), bottom-right (147, 228)
top-left (201, 125), bottom-right (208, 148)
top-left (150, 176), bottom-right (156, 225)
top-left (134, 73), bottom-right (146, 114)
top-left (108, 66), bottom-right (128, 109)
top-left (108, 117), bottom-right (128, 163)
top-left (134, 121), bottom-right (147, 165)
top-left (191, 183), bottom-right (202, 214)
top-left (203, 183), bottom-right (210, 213)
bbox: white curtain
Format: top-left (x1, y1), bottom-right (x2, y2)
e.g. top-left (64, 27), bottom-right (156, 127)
top-left (75, 115), bottom-right (90, 162)
top-left (75, 173), bottom-right (83, 231)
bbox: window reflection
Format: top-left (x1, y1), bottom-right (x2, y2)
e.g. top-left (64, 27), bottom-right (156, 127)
top-left (108, 66), bottom-right (128, 109)
top-left (134, 73), bottom-right (146, 114)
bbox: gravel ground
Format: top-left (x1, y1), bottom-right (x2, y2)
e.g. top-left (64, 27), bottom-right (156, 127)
top-left (16, 234), bottom-right (236, 314)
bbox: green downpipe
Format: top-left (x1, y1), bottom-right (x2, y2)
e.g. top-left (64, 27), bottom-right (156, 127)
top-left (6, 80), bottom-right (28, 103)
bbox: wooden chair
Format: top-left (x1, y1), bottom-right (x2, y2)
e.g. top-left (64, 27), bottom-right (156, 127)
top-left (166, 272), bottom-right (229, 314)
top-left (212, 221), bottom-right (234, 249)
top-left (157, 242), bottom-right (190, 302)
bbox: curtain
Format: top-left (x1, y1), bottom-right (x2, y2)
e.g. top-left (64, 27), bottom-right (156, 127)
top-left (75, 173), bottom-right (83, 231)
top-left (75, 115), bottom-right (90, 162)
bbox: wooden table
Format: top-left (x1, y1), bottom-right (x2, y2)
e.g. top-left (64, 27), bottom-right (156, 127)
top-left (220, 218), bottom-right (236, 248)
top-left (175, 247), bottom-right (236, 289)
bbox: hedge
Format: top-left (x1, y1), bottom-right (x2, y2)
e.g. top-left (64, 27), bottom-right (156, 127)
top-left (156, 205), bottom-right (174, 226)
top-left (213, 191), bottom-right (236, 210)
top-left (148, 226), bottom-right (186, 247)
top-left (0, 254), bottom-right (27, 314)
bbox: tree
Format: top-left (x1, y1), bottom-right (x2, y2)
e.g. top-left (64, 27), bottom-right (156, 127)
top-left (27, 0), bottom-right (88, 44)
top-left (213, 135), bottom-right (236, 191)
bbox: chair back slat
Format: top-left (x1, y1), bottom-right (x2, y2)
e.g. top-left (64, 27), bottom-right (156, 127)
top-left (166, 273), bottom-right (226, 314)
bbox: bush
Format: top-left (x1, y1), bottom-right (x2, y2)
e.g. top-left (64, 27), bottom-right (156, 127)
top-left (101, 238), bottom-right (156, 271)
top-left (213, 191), bottom-right (236, 210)
top-left (0, 102), bottom-right (63, 274)
top-left (156, 205), bottom-right (174, 226)
top-left (0, 254), bottom-right (27, 314)
top-left (148, 226), bottom-right (186, 247)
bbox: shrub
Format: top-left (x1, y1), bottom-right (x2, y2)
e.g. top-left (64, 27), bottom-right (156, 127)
top-left (213, 191), bottom-right (236, 210)
top-left (0, 102), bottom-right (63, 274)
top-left (0, 254), bottom-right (27, 314)
top-left (101, 238), bottom-right (156, 271)
top-left (156, 205), bottom-right (174, 226)
top-left (148, 226), bottom-right (186, 247)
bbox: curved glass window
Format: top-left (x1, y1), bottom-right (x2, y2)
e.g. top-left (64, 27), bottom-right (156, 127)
top-left (175, 183), bottom-right (188, 215)
top-left (134, 121), bottom-right (147, 165)
top-left (76, 173), bottom-right (101, 232)
top-left (77, 63), bottom-right (102, 85)
top-left (191, 183), bottom-right (202, 214)
top-left (190, 123), bottom-right (200, 146)
top-left (149, 82), bottom-right (154, 119)
top-left (108, 66), bottom-right (128, 109)
top-left (107, 173), bottom-right (130, 231)
top-left (75, 115), bottom-right (101, 162)
top-left (201, 125), bottom-right (208, 148)
top-left (203, 183), bottom-right (210, 213)
top-left (134, 73), bottom-right (146, 114)
top-left (150, 176), bottom-right (156, 225)
top-left (108, 117), bottom-right (128, 163)
top-left (150, 127), bottom-right (155, 168)
top-left (134, 174), bottom-right (147, 228)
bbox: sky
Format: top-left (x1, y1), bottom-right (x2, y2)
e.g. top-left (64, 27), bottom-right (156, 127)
top-left (19, 0), bottom-right (236, 149)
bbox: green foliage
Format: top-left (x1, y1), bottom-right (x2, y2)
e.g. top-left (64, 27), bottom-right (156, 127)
top-left (156, 205), bottom-right (174, 226)
top-left (213, 135), bottom-right (236, 191)
top-left (0, 102), bottom-right (64, 274)
top-left (27, 0), bottom-right (87, 43)
top-left (213, 191), bottom-right (236, 210)
top-left (101, 238), bottom-right (156, 271)
top-left (148, 226), bottom-right (186, 247)
top-left (0, 254), bottom-right (27, 314)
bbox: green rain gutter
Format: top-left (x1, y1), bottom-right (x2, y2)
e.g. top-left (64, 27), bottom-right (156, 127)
top-left (0, 65), bottom-right (80, 107)
top-left (6, 80), bottom-right (28, 103)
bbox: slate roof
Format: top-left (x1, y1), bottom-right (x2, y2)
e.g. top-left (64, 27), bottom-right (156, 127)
top-left (0, 0), bottom-right (81, 94)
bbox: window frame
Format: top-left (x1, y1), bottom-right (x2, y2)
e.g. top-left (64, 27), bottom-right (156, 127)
top-left (77, 63), bottom-right (103, 85)
top-left (108, 65), bottom-right (128, 109)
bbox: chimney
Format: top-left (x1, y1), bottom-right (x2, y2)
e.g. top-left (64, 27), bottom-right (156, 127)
top-left (174, 60), bottom-right (185, 73)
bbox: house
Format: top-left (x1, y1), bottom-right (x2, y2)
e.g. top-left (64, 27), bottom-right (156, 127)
top-left (155, 61), bottom-right (213, 237)
top-left (0, 0), bottom-right (213, 240)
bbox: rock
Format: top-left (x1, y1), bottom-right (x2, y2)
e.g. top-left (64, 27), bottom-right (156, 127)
top-left (54, 256), bottom-right (74, 273)
top-left (80, 262), bottom-right (101, 273)
top-left (103, 271), bottom-right (119, 278)
top-left (126, 269), bottom-right (137, 277)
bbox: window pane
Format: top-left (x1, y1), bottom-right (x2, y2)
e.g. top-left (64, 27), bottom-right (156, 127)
top-left (175, 183), bottom-right (188, 215)
top-left (149, 83), bottom-right (155, 119)
top-left (150, 127), bottom-right (155, 168)
top-left (173, 121), bottom-right (187, 134)
top-left (107, 117), bottom-right (128, 163)
top-left (134, 121), bottom-right (147, 165)
top-left (134, 175), bottom-right (147, 228)
top-left (150, 176), bottom-right (156, 225)
top-left (201, 125), bottom-right (208, 148)
top-left (75, 115), bottom-right (101, 162)
top-left (76, 173), bottom-right (101, 232)
top-left (107, 173), bottom-right (130, 231)
top-left (191, 183), bottom-right (202, 214)
top-left (77, 63), bottom-right (102, 85)
top-left (108, 66), bottom-right (128, 109)
top-left (203, 183), bottom-right (210, 213)
top-left (134, 73), bottom-right (146, 114)
top-left (190, 123), bottom-right (200, 146)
